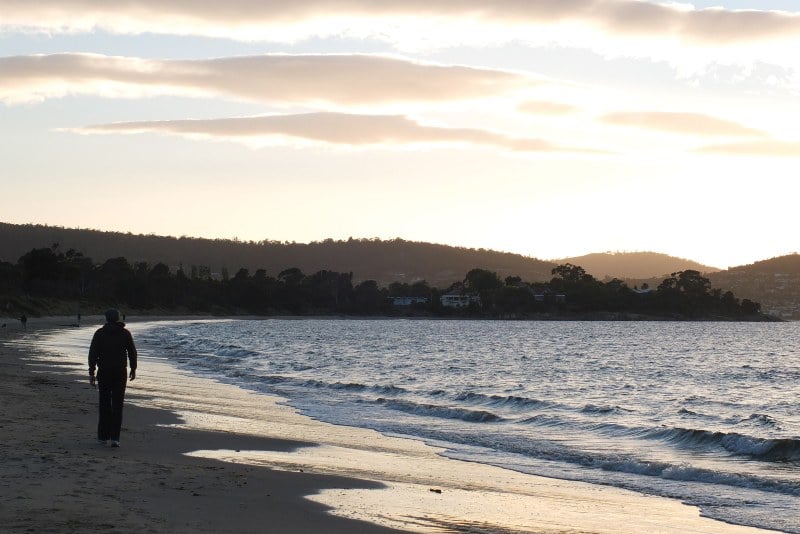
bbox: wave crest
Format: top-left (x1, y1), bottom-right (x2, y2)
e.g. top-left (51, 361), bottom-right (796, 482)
top-left (377, 398), bottom-right (504, 423)
top-left (649, 427), bottom-right (800, 462)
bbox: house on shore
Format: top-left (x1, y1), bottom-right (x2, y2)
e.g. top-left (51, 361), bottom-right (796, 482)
top-left (529, 284), bottom-right (566, 303)
top-left (389, 296), bottom-right (429, 306)
top-left (440, 292), bottom-right (482, 308)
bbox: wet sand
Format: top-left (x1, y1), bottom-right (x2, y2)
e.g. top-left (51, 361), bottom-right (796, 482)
top-left (0, 317), bottom-right (775, 533)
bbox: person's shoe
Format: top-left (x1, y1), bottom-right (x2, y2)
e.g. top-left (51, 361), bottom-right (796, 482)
top-left (109, 440), bottom-right (120, 448)
top-left (97, 439), bottom-right (108, 445)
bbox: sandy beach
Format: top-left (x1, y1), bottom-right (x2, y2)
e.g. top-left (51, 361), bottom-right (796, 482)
top-left (0, 317), bottom-right (776, 533)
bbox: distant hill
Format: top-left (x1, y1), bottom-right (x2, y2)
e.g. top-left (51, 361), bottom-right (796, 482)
top-left (0, 222), bottom-right (556, 287)
top-left (554, 252), bottom-right (720, 280)
top-left (723, 254), bottom-right (800, 275)
top-left (709, 254), bottom-right (800, 319)
top-left (618, 253), bottom-right (800, 320)
top-left (4, 223), bottom-right (797, 318)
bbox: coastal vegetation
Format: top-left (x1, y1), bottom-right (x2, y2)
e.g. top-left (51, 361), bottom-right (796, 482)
top-left (1, 223), bottom-right (724, 290)
top-left (0, 245), bottom-right (766, 321)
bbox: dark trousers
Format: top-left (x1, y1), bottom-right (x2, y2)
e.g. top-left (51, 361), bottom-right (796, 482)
top-left (97, 368), bottom-right (127, 441)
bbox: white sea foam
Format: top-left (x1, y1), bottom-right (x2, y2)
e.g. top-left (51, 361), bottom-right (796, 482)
top-left (136, 319), bottom-right (800, 533)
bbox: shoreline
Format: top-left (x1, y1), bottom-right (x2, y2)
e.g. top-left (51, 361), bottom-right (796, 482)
top-left (1, 306), bottom-right (782, 327)
top-left (1, 317), bottom-right (776, 533)
top-left (0, 317), bottom-right (403, 534)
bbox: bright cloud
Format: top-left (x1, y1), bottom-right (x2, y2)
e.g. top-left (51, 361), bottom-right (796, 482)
top-left (518, 100), bottom-right (579, 116)
top-left (5, 2), bottom-right (800, 82)
top-left (3, 1), bottom-right (800, 49)
top-left (1, 1), bottom-right (799, 44)
top-left (2, 2), bottom-right (799, 268)
top-left (601, 111), bottom-right (766, 137)
top-left (696, 140), bottom-right (800, 157)
top-left (0, 53), bottom-right (530, 107)
top-left (71, 112), bottom-right (599, 153)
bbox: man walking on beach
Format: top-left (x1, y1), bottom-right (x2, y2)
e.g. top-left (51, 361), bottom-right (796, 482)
top-left (89, 309), bottom-right (137, 447)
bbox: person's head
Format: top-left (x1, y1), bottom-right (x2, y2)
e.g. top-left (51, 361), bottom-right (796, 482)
top-left (105, 308), bottom-right (120, 323)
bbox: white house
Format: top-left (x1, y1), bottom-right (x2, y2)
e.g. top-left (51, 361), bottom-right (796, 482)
top-left (440, 293), bottom-right (482, 308)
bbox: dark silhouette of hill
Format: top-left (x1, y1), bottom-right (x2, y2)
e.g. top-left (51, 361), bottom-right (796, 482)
top-left (0, 222), bottom-right (555, 287)
top-left (708, 253), bottom-right (800, 319)
top-left (555, 252), bottom-right (720, 280)
top-left (619, 254), bottom-right (800, 320)
top-left (723, 254), bottom-right (800, 274)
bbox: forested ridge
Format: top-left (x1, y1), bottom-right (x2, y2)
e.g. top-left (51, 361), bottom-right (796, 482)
top-left (560, 252), bottom-right (719, 280)
top-left (0, 223), bottom-right (555, 287)
top-left (0, 243), bottom-right (767, 321)
top-left (0, 222), bottom-right (787, 320)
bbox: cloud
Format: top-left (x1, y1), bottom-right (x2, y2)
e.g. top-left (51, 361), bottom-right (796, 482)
top-left (2, 1), bottom-right (800, 47)
top-left (0, 53), bottom-right (530, 106)
top-left (696, 140), bottom-right (800, 157)
top-left (601, 111), bottom-right (766, 138)
top-left (71, 112), bottom-right (598, 153)
top-left (518, 100), bottom-right (578, 116)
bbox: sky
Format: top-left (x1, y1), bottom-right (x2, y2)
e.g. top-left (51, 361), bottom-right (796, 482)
top-left (1, 1), bottom-right (799, 269)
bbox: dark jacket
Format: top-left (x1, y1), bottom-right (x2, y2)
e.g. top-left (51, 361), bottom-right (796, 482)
top-left (89, 322), bottom-right (137, 374)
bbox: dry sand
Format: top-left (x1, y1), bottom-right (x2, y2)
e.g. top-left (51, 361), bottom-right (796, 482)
top-left (0, 317), bottom-right (776, 533)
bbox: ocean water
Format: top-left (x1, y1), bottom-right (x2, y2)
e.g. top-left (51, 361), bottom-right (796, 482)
top-left (135, 319), bottom-right (800, 532)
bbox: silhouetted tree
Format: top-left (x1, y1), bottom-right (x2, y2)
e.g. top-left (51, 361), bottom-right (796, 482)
top-left (551, 263), bottom-right (588, 284)
top-left (18, 247), bottom-right (61, 295)
top-left (741, 299), bottom-right (760, 314)
top-left (352, 280), bottom-right (385, 314)
top-left (464, 268), bottom-right (503, 292)
top-left (676, 270), bottom-right (711, 297)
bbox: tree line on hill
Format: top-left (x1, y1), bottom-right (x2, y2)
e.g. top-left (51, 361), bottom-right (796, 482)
top-left (0, 223), bottom-right (556, 287)
top-left (560, 251), bottom-right (718, 280)
top-left (0, 245), bottom-right (765, 320)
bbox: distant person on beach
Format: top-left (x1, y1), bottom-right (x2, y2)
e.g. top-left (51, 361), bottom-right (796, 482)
top-left (20, 314), bottom-right (27, 330)
top-left (89, 309), bottom-right (137, 447)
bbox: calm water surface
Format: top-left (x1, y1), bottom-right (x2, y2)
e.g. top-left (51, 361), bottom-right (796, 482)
top-left (133, 320), bottom-right (800, 532)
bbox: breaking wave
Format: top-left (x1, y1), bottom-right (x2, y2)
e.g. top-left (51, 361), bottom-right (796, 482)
top-left (377, 398), bottom-right (505, 423)
top-left (645, 427), bottom-right (800, 462)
